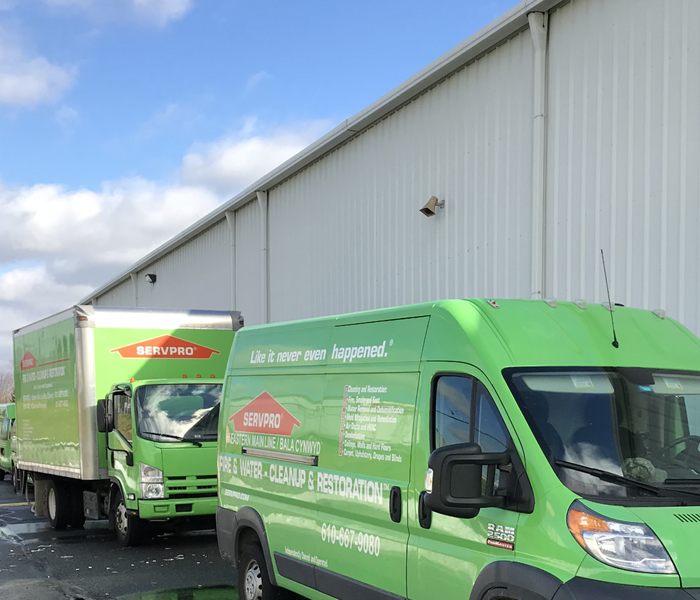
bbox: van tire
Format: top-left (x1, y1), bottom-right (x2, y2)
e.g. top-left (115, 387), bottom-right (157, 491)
top-left (113, 492), bottom-right (144, 547)
top-left (47, 480), bottom-right (70, 530)
top-left (238, 542), bottom-right (288, 600)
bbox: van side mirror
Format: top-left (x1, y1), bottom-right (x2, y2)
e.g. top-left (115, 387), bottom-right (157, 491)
top-left (424, 443), bottom-right (511, 519)
top-left (6, 404), bottom-right (15, 420)
top-left (97, 398), bottom-right (114, 433)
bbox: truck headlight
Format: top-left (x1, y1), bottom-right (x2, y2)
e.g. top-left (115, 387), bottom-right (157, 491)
top-left (567, 501), bottom-right (676, 574)
top-left (140, 463), bottom-right (164, 500)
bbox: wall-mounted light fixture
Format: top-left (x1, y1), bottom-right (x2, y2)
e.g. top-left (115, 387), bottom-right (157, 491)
top-left (420, 196), bottom-right (445, 217)
top-left (145, 274), bottom-right (157, 284)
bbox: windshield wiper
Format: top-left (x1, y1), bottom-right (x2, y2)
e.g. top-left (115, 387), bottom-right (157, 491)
top-left (555, 460), bottom-right (700, 499)
top-left (141, 431), bottom-right (202, 447)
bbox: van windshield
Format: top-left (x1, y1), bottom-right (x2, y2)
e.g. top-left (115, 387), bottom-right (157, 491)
top-left (504, 367), bottom-right (700, 501)
top-left (135, 384), bottom-right (221, 443)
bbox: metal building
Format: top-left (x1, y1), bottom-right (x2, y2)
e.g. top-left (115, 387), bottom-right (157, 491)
top-left (83, 0), bottom-right (700, 335)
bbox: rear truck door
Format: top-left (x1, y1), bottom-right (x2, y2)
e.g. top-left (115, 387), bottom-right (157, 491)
top-left (407, 364), bottom-right (522, 599)
top-left (108, 390), bottom-right (138, 507)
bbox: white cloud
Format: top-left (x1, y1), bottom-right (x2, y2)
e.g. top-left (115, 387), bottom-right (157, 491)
top-left (244, 71), bottom-right (270, 93)
top-left (135, 102), bottom-right (201, 142)
top-left (181, 118), bottom-right (333, 195)
top-left (41, 0), bottom-right (194, 26)
top-left (0, 34), bottom-right (76, 107)
top-left (130, 0), bottom-right (192, 26)
top-left (0, 115), bottom-right (333, 370)
top-left (54, 104), bottom-right (80, 132)
top-left (0, 179), bottom-right (219, 265)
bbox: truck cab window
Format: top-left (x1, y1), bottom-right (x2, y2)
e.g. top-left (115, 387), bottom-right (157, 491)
top-left (115, 395), bottom-right (133, 443)
top-left (434, 375), bottom-right (511, 452)
top-left (0, 417), bottom-right (9, 441)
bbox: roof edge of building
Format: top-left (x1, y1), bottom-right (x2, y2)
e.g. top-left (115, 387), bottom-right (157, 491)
top-left (81, 0), bottom-right (558, 304)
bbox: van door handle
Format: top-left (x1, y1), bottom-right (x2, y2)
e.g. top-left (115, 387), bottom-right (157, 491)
top-left (389, 486), bottom-right (401, 523)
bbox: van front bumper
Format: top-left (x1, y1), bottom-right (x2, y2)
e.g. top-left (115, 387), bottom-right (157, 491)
top-left (138, 495), bottom-right (217, 520)
top-left (554, 578), bottom-right (700, 600)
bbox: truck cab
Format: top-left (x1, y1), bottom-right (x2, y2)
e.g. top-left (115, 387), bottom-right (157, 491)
top-left (0, 403), bottom-right (14, 480)
top-left (97, 378), bottom-right (222, 545)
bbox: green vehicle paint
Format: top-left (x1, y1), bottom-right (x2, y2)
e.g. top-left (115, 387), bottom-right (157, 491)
top-left (13, 305), bottom-right (241, 543)
top-left (217, 300), bottom-right (700, 599)
top-left (0, 403), bottom-right (15, 477)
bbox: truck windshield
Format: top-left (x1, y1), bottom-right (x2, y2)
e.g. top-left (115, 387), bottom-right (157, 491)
top-left (134, 384), bottom-right (221, 443)
top-left (504, 367), bottom-right (700, 501)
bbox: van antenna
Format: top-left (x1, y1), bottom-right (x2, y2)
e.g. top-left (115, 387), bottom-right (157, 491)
top-left (601, 249), bottom-right (619, 349)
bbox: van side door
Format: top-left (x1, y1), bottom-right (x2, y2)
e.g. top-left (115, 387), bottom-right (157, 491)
top-left (406, 365), bottom-right (521, 599)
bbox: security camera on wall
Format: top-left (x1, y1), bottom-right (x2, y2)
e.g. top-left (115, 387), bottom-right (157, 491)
top-left (420, 196), bottom-right (445, 217)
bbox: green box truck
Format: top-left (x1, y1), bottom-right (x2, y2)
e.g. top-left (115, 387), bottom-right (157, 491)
top-left (217, 299), bottom-right (700, 599)
top-left (13, 305), bottom-right (242, 546)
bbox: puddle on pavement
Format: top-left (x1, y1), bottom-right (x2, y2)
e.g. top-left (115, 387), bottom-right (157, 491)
top-left (117, 585), bottom-right (238, 600)
top-left (0, 519), bottom-right (109, 539)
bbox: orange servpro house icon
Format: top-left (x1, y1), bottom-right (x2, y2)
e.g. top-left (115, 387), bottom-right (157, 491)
top-left (20, 350), bottom-right (37, 370)
top-left (230, 391), bottom-right (301, 436)
top-left (110, 335), bottom-right (221, 359)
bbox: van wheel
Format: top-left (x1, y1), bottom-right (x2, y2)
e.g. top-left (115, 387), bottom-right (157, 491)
top-left (113, 493), bottom-right (144, 546)
top-left (238, 543), bottom-right (288, 600)
top-left (47, 480), bottom-right (70, 530)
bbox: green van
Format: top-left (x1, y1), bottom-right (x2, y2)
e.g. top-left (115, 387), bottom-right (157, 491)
top-left (0, 403), bottom-right (15, 480)
top-left (217, 299), bottom-right (700, 599)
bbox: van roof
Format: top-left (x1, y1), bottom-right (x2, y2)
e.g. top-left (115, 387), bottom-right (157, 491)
top-left (234, 299), bottom-right (700, 373)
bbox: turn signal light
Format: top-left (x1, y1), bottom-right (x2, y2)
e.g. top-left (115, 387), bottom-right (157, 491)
top-left (182, 374), bottom-right (188, 378)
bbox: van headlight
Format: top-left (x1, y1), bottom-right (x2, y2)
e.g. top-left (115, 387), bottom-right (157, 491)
top-left (140, 463), bottom-right (164, 500)
top-left (567, 501), bottom-right (676, 574)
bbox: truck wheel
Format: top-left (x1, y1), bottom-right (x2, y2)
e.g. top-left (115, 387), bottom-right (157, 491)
top-left (0, 470), bottom-right (6, 481)
top-left (69, 484), bottom-right (86, 529)
top-left (46, 480), bottom-right (70, 530)
top-left (114, 493), bottom-right (144, 546)
top-left (238, 542), bottom-right (288, 600)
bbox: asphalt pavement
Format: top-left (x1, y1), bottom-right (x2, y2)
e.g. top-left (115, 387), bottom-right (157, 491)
top-left (0, 477), bottom-right (239, 600)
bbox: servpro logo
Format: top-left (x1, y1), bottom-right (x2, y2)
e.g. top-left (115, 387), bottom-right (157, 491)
top-left (229, 391), bottom-right (301, 436)
top-left (20, 350), bottom-right (37, 371)
top-left (110, 335), bottom-right (221, 359)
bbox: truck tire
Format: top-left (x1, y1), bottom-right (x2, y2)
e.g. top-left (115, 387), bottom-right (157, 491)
top-left (113, 493), bottom-right (144, 547)
top-left (47, 480), bottom-right (70, 530)
top-left (69, 484), bottom-right (86, 529)
top-left (238, 542), bottom-right (289, 600)
top-left (0, 469), bottom-right (6, 481)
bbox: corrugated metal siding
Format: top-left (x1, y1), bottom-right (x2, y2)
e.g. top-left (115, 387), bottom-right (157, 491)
top-left (269, 30), bottom-right (534, 323)
top-left (134, 220), bottom-right (231, 310)
top-left (95, 221), bottom-right (232, 310)
top-left (235, 200), bottom-right (264, 325)
top-left (545, 0), bottom-right (700, 329)
top-left (96, 280), bottom-right (135, 307)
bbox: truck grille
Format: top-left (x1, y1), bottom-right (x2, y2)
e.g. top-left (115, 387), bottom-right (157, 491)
top-left (165, 475), bottom-right (217, 499)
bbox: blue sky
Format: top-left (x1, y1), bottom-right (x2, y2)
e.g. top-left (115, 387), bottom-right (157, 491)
top-left (0, 0), bottom-right (519, 368)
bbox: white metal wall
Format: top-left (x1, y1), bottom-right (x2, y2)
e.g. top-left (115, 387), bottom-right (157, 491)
top-left (269, 30), bottom-right (535, 323)
top-left (234, 200), bottom-right (264, 325)
top-left (545, 0), bottom-right (700, 327)
top-left (93, 0), bottom-right (700, 337)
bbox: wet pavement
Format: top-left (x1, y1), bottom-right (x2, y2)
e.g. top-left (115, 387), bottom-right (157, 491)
top-left (0, 479), bottom-right (239, 600)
